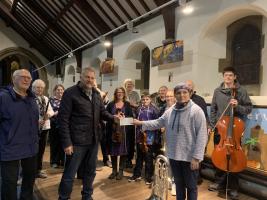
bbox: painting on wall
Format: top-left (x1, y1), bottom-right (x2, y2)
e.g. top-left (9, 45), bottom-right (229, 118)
top-left (100, 58), bottom-right (115, 74)
top-left (151, 40), bottom-right (183, 67)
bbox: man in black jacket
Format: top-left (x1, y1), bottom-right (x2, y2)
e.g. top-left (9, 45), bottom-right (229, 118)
top-left (58, 67), bottom-right (120, 200)
top-left (186, 80), bottom-right (209, 122)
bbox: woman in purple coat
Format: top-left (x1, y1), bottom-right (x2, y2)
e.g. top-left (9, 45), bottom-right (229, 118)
top-left (106, 87), bottom-right (133, 180)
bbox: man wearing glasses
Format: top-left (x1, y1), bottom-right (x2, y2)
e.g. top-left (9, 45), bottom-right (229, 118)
top-left (0, 69), bottom-right (39, 200)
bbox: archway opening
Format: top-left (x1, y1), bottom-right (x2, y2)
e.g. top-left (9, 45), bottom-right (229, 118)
top-left (124, 41), bottom-right (150, 93)
top-left (0, 47), bottom-right (46, 92)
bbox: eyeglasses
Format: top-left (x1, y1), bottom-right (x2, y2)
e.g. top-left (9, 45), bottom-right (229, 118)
top-left (17, 75), bottom-right (32, 81)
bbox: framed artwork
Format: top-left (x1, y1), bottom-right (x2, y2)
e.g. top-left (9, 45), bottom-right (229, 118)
top-left (152, 40), bottom-right (183, 66)
top-left (100, 58), bottom-right (115, 74)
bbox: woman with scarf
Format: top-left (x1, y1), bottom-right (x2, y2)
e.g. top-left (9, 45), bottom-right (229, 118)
top-left (133, 83), bottom-right (207, 200)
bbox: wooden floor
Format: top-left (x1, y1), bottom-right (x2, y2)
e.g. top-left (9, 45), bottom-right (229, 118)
top-left (35, 147), bottom-right (257, 200)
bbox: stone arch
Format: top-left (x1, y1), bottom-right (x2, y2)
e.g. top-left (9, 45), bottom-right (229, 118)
top-left (199, 4), bottom-right (267, 39)
top-left (197, 4), bottom-right (267, 96)
top-left (124, 41), bottom-right (148, 60)
top-left (123, 41), bottom-right (150, 92)
top-left (67, 65), bottom-right (76, 83)
top-left (67, 65), bottom-right (75, 75)
top-left (0, 47), bottom-right (48, 91)
top-left (90, 57), bottom-right (101, 84)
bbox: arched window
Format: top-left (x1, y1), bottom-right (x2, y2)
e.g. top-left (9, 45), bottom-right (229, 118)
top-left (67, 65), bottom-right (76, 83)
top-left (232, 25), bottom-right (261, 84)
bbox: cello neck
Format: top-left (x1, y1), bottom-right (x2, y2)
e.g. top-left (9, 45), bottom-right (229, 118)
top-left (227, 87), bottom-right (236, 138)
top-left (227, 106), bottom-right (234, 138)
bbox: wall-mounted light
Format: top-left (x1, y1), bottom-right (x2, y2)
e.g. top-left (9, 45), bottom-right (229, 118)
top-left (182, 5), bottom-right (194, 14)
top-left (178, 0), bottom-right (194, 15)
top-left (104, 41), bottom-right (112, 47)
top-left (99, 35), bottom-right (112, 47)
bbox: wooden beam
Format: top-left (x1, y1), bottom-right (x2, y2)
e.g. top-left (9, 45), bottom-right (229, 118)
top-left (55, 0), bottom-right (75, 23)
top-left (74, 0), bottom-right (110, 34)
top-left (139, 0), bottom-right (150, 12)
top-left (74, 51), bottom-right (82, 73)
top-left (114, 0), bottom-right (132, 21)
top-left (57, 0), bottom-right (94, 41)
top-left (23, 0), bottom-right (77, 49)
top-left (105, 0), bottom-right (125, 24)
top-left (10, 0), bottom-right (19, 13)
top-left (72, 5), bottom-right (100, 37)
top-left (0, 2), bottom-right (55, 60)
top-left (92, 0), bottom-right (117, 28)
top-left (154, 0), bottom-right (178, 41)
top-left (106, 36), bottom-right (113, 58)
top-left (126, 0), bottom-right (141, 16)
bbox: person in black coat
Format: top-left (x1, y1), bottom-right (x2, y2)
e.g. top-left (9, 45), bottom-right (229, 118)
top-left (58, 67), bottom-right (121, 200)
top-left (186, 80), bottom-right (209, 123)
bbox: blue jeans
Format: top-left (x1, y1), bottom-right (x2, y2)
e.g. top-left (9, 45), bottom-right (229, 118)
top-left (58, 144), bottom-right (98, 200)
top-left (169, 159), bottom-right (198, 200)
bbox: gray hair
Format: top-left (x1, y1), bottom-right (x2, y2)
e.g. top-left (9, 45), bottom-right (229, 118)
top-left (32, 79), bottom-right (46, 88)
top-left (12, 69), bottom-right (31, 78)
top-left (81, 67), bottom-right (95, 76)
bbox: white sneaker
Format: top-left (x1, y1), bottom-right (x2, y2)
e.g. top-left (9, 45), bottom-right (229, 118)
top-left (171, 183), bottom-right (176, 196)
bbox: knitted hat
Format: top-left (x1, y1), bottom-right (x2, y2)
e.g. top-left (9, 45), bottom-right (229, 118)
top-left (174, 82), bottom-right (191, 93)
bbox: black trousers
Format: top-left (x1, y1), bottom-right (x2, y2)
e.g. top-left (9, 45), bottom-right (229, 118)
top-left (37, 129), bottom-right (49, 171)
top-left (214, 169), bottom-right (239, 190)
top-left (133, 144), bottom-right (155, 181)
top-left (1, 156), bottom-right (37, 200)
top-left (126, 126), bottom-right (135, 162)
top-left (100, 124), bottom-right (109, 163)
top-left (169, 160), bottom-right (198, 200)
top-left (49, 124), bottom-right (65, 166)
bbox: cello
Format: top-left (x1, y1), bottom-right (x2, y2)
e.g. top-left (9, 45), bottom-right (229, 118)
top-left (211, 88), bottom-right (247, 173)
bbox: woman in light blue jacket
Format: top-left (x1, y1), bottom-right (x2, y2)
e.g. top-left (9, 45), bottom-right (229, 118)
top-left (133, 83), bottom-right (208, 200)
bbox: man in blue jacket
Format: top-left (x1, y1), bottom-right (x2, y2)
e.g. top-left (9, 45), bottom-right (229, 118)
top-left (0, 69), bottom-right (39, 200)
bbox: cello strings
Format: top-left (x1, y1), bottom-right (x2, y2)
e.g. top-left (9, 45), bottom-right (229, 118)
top-left (212, 101), bottom-right (231, 131)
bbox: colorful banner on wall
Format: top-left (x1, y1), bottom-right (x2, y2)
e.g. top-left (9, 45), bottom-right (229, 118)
top-left (151, 40), bottom-right (183, 66)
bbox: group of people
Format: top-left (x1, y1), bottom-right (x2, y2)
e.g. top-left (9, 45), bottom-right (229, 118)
top-left (0, 66), bottom-right (252, 200)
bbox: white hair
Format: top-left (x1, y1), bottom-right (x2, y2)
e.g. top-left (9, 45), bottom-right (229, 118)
top-left (123, 78), bottom-right (134, 87)
top-left (32, 79), bottom-right (46, 88)
top-left (12, 69), bottom-right (31, 78)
